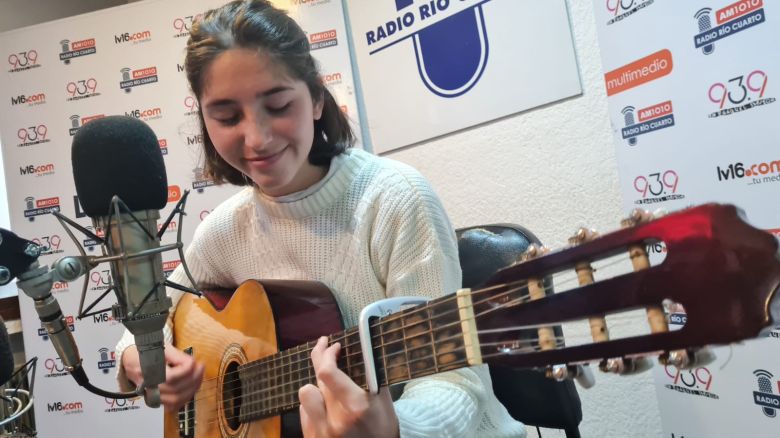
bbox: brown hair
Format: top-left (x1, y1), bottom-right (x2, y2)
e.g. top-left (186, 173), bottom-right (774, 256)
top-left (185, 0), bottom-right (354, 186)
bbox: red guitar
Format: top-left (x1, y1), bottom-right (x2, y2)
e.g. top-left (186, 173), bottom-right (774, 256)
top-left (164, 204), bottom-right (780, 437)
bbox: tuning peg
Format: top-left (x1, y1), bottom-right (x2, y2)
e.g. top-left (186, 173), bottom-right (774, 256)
top-left (599, 357), bottom-right (653, 375)
top-left (620, 208), bottom-right (653, 228)
top-left (518, 243), bottom-right (550, 263)
top-left (659, 347), bottom-right (716, 369)
top-left (546, 364), bottom-right (596, 389)
top-left (568, 227), bottom-right (599, 245)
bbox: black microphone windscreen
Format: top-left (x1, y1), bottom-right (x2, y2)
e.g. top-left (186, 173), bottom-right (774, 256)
top-left (72, 116), bottom-right (168, 217)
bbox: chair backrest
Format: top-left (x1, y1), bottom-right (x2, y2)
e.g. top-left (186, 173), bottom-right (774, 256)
top-left (456, 224), bottom-right (583, 437)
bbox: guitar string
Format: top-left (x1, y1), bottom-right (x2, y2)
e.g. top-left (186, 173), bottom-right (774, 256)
top-left (192, 278), bottom-right (656, 410)
top-left (180, 253), bottom-right (652, 422)
top-left (197, 341), bottom-right (564, 428)
top-left (192, 252), bottom-right (635, 395)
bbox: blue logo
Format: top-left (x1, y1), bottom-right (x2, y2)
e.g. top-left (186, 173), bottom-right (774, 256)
top-left (367, 0), bottom-right (491, 98)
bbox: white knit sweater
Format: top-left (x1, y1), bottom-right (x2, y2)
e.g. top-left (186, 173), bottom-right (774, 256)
top-left (116, 148), bottom-right (525, 437)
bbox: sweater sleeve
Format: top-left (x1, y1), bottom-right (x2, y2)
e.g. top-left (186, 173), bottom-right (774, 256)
top-left (369, 166), bottom-right (524, 437)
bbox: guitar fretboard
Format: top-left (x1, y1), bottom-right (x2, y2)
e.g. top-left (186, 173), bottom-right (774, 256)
top-left (237, 293), bottom-right (471, 422)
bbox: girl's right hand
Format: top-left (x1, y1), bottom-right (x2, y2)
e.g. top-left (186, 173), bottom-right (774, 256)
top-left (121, 344), bottom-right (205, 412)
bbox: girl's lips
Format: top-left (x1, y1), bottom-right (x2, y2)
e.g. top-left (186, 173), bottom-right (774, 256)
top-left (246, 147), bottom-right (285, 169)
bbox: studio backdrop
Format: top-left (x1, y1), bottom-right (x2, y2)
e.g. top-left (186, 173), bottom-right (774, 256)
top-left (0, 0), bottom-right (359, 435)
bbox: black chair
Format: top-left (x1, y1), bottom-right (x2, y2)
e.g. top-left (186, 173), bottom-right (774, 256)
top-left (456, 224), bottom-right (583, 438)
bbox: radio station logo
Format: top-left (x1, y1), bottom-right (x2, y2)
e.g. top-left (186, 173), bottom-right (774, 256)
top-left (605, 0), bottom-right (655, 25)
top-left (605, 49), bottom-right (672, 96)
top-left (114, 29), bottom-right (152, 45)
top-left (158, 219), bottom-right (178, 235)
top-left (11, 92), bottom-right (46, 107)
top-left (47, 400), bottom-right (84, 415)
top-left (59, 38), bottom-right (96, 64)
top-left (168, 185), bottom-right (182, 204)
top-left (183, 130), bottom-right (203, 147)
top-left (125, 106), bottom-right (163, 121)
top-left (69, 114), bottom-right (105, 136)
top-left (81, 225), bottom-right (104, 252)
top-left (119, 66), bottom-right (159, 92)
top-left (173, 14), bottom-right (204, 38)
top-left (716, 158), bottom-right (780, 186)
top-left (66, 78), bottom-right (100, 102)
top-left (753, 369), bottom-right (779, 418)
top-left (97, 348), bottom-right (116, 374)
top-left (163, 260), bottom-right (181, 278)
top-left (51, 281), bottom-right (70, 293)
top-left (16, 124), bottom-right (50, 147)
top-left (620, 100), bottom-right (675, 145)
top-left (105, 397), bottom-right (141, 413)
top-left (310, 29), bottom-right (338, 50)
top-left (707, 69), bottom-right (774, 118)
top-left (633, 170), bottom-right (685, 205)
top-left (31, 234), bottom-right (63, 256)
top-left (694, 0), bottom-right (766, 55)
top-left (322, 71), bottom-right (343, 86)
top-left (89, 270), bottom-right (112, 292)
top-left (20, 163), bottom-right (56, 178)
top-left (43, 357), bottom-right (68, 378)
top-left (176, 63), bottom-right (185, 73)
top-left (192, 167), bottom-right (215, 192)
top-left (183, 95), bottom-right (199, 116)
top-left (23, 196), bottom-right (60, 221)
top-left (8, 49), bottom-right (41, 73)
top-left (38, 315), bottom-right (75, 340)
top-left (664, 365), bottom-right (719, 399)
top-left (366, 0), bottom-right (491, 98)
top-left (92, 311), bottom-right (117, 327)
top-left (159, 138), bottom-right (169, 155)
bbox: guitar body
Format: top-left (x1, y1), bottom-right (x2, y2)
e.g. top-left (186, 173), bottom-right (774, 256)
top-left (163, 280), bottom-right (343, 438)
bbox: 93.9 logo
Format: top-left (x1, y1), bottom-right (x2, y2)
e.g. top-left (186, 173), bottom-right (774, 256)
top-left (66, 78), bottom-right (99, 101)
top-left (16, 124), bottom-right (49, 147)
top-left (173, 14), bottom-right (204, 37)
top-left (7, 50), bottom-right (40, 72)
top-left (32, 235), bottom-right (63, 255)
top-left (664, 365), bottom-right (718, 399)
top-left (633, 170), bottom-right (684, 205)
top-left (708, 69), bottom-right (775, 118)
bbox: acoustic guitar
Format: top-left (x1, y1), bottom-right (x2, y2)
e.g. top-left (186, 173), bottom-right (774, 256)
top-left (163, 204), bottom-right (780, 437)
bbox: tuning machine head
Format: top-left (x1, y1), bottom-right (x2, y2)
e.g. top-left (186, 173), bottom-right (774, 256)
top-left (659, 347), bottom-right (716, 369)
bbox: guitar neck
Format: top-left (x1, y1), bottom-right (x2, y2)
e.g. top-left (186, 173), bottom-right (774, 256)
top-left (238, 291), bottom-right (475, 422)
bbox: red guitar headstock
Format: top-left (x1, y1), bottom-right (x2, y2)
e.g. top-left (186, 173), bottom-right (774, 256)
top-left (474, 204), bottom-right (780, 373)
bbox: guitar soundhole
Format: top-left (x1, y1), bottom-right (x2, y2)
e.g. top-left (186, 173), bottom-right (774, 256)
top-left (222, 360), bottom-right (242, 431)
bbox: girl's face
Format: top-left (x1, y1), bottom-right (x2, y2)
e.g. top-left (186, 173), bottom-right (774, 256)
top-left (200, 48), bottom-right (324, 196)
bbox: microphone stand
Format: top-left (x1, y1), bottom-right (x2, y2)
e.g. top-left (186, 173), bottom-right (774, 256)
top-left (14, 191), bottom-right (201, 406)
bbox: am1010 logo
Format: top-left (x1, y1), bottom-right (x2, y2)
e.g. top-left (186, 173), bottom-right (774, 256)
top-left (23, 196), bottom-right (60, 221)
top-left (59, 38), bottom-right (96, 64)
top-left (694, 0), bottom-right (766, 55)
top-left (708, 69), bottom-right (774, 118)
top-left (16, 124), bottom-right (49, 147)
top-left (38, 315), bottom-right (75, 340)
top-left (7, 49), bottom-right (40, 73)
top-left (98, 347), bottom-right (116, 374)
top-left (119, 66), bottom-right (159, 93)
top-left (752, 369), bottom-right (779, 418)
top-left (69, 114), bottom-right (105, 136)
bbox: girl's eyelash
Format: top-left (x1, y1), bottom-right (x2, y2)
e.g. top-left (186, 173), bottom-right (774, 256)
top-left (268, 102), bottom-right (291, 114)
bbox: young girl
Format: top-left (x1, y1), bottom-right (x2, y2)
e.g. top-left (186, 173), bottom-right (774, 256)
top-left (117, 1), bottom-right (525, 436)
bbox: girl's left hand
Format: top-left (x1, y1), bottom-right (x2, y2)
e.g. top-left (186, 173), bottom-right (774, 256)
top-left (299, 336), bottom-right (399, 438)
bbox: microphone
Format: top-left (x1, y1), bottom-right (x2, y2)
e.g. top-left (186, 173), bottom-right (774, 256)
top-left (71, 115), bottom-right (172, 407)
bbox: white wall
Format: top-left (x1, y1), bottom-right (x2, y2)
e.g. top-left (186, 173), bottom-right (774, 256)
top-left (383, 1), bottom-right (663, 437)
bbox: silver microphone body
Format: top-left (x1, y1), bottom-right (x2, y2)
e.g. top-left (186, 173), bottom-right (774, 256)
top-left (97, 209), bottom-right (171, 407)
